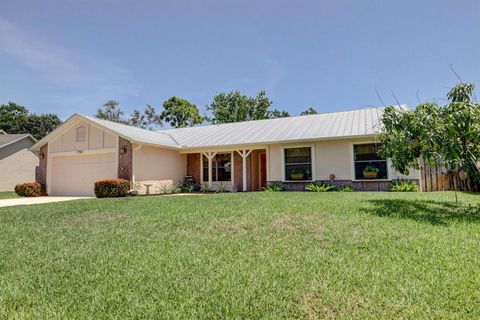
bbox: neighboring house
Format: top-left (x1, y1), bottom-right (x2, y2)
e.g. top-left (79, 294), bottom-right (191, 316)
top-left (0, 131), bottom-right (38, 191)
top-left (30, 106), bottom-right (418, 196)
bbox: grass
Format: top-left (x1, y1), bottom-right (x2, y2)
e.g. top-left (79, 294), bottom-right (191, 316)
top-left (0, 192), bottom-right (479, 319)
top-left (0, 191), bottom-right (19, 199)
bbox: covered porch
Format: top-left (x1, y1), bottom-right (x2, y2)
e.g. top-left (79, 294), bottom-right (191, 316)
top-left (184, 147), bottom-right (267, 192)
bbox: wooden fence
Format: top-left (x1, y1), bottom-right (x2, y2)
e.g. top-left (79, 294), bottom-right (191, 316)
top-left (419, 165), bottom-right (477, 192)
top-left (419, 165), bottom-right (450, 192)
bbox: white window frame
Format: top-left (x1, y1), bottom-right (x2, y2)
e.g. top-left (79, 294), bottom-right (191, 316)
top-left (281, 144), bottom-right (315, 182)
top-left (350, 142), bottom-right (391, 181)
top-left (200, 151), bottom-right (234, 183)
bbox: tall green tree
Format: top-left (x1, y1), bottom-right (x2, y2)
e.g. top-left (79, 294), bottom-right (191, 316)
top-left (206, 90), bottom-right (289, 124)
top-left (96, 100), bottom-right (163, 129)
top-left (95, 100), bottom-right (127, 124)
top-left (27, 114), bottom-right (63, 140)
top-left (300, 107), bottom-right (318, 115)
top-left (0, 102), bottom-right (29, 134)
top-left (160, 97), bottom-right (203, 128)
top-left (0, 102), bottom-right (61, 140)
top-left (129, 104), bottom-right (162, 129)
top-left (379, 82), bottom-right (480, 192)
top-left (268, 109), bottom-right (290, 118)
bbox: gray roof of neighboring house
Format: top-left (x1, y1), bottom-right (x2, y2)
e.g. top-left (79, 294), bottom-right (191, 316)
top-left (160, 106), bottom-right (406, 148)
top-left (0, 133), bottom-right (36, 149)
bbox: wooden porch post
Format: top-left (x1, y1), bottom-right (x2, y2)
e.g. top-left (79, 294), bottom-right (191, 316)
top-left (236, 150), bottom-right (252, 192)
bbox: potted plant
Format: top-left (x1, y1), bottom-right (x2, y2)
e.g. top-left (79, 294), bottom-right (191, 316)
top-left (290, 170), bottom-right (304, 180)
top-left (362, 165), bottom-right (380, 179)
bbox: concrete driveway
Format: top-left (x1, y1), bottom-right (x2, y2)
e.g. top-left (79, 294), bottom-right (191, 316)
top-left (0, 196), bottom-right (93, 208)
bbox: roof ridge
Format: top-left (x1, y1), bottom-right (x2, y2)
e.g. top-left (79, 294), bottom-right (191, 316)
top-left (158, 105), bottom-right (399, 133)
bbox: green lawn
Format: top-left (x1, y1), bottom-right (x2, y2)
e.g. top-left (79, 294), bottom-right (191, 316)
top-left (0, 191), bottom-right (19, 199)
top-left (0, 192), bottom-right (479, 319)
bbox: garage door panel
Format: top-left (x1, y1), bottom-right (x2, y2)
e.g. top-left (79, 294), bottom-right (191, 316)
top-left (51, 153), bottom-right (116, 196)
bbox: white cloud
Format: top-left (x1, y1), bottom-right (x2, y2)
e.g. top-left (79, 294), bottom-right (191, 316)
top-left (0, 17), bottom-right (140, 113)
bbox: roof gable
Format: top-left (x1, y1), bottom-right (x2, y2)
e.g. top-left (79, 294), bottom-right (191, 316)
top-left (30, 114), bottom-right (179, 152)
top-left (81, 115), bottom-right (179, 148)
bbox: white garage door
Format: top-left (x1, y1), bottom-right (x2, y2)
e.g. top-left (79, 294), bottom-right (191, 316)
top-left (51, 153), bottom-right (117, 196)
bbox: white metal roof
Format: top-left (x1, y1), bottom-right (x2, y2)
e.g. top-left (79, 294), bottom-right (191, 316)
top-left (160, 106), bottom-right (406, 148)
top-left (32, 106), bottom-right (407, 151)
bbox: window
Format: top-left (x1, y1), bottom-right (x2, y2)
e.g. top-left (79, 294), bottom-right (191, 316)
top-left (203, 153), bottom-right (232, 182)
top-left (284, 147), bottom-right (312, 181)
top-left (76, 126), bottom-right (86, 142)
top-left (353, 144), bottom-right (388, 180)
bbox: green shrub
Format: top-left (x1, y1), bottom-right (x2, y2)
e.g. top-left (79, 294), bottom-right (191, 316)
top-left (202, 183), bottom-right (213, 193)
top-left (338, 185), bottom-right (355, 192)
top-left (263, 183), bottom-right (285, 192)
top-left (171, 183), bottom-right (182, 194)
top-left (216, 182), bottom-right (230, 193)
top-left (14, 182), bottom-right (42, 197)
top-left (181, 182), bottom-right (199, 193)
top-left (363, 165), bottom-right (380, 173)
top-left (94, 179), bottom-right (130, 198)
top-left (389, 180), bottom-right (419, 192)
top-left (157, 182), bottom-right (182, 194)
top-left (305, 182), bottom-right (336, 192)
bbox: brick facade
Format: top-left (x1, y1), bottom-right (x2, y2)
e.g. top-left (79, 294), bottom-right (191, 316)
top-left (118, 137), bottom-right (132, 181)
top-left (250, 150), bottom-right (260, 191)
top-left (36, 144), bottom-right (48, 186)
top-left (187, 151), bottom-right (263, 191)
top-left (233, 152), bottom-right (253, 191)
top-left (186, 153), bottom-right (201, 184)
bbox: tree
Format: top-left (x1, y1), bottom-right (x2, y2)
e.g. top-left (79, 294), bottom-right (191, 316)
top-left (205, 90), bottom-right (289, 124)
top-left (96, 100), bottom-right (163, 129)
top-left (0, 102), bottom-right (29, 134)
top-left (442, 83), bottom-right (480, 190)
top-left (0, 102), bottom-right (61, 140)
top-left (129, 104), bottom-right (162, 129)
top-left (96, 100), bottom-right (127, 124)
top-left (27, 113), bottom-right (62, 140)
top-left (378, 82), bottom-right (480, 193)
top-left (268, 109), bottom-right (290, 118)
top-left (160, 97), bottom-right (203, 128)
top-left (300, 107), bottom-right (318, 115)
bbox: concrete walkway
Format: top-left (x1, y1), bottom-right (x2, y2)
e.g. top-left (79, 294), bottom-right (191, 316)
top-left (0, 196), bottom-right (93, 208)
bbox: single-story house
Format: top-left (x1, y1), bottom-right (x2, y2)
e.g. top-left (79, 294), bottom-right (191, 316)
top-left (30, 106), bottom-right (418, 196)
top-left (0, 130), bottom-right (38, 191)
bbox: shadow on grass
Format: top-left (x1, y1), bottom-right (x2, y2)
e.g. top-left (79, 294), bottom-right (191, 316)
top-left (362, 199), bottom-right (480, 225)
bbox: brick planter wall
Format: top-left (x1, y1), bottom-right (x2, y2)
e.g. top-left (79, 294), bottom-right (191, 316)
top-left (118, 137), bottom-right (132, 181)
top-left (268, 179), bottom-right (419, 192)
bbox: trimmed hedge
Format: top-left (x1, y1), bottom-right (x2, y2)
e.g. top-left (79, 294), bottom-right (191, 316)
top-left (15, 182), bottom-right (43, 197)
top-left (94, 179), bottom-right (130, 198)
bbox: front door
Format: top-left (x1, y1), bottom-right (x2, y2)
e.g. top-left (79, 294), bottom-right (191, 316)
top-left (260, 153), bottom-right (267, 189)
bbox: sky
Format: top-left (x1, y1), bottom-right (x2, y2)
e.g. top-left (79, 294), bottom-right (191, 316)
top-left (0, 0), bottom-right (479, 120)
